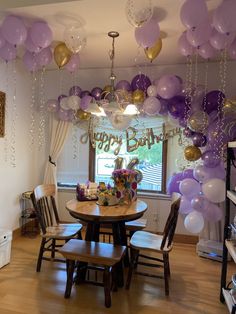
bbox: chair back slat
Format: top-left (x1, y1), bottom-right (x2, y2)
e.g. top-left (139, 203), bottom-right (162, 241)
top-left (30, 184), bottom-right (60, 235)
top-left (160, 198), bottom-right (180, 250)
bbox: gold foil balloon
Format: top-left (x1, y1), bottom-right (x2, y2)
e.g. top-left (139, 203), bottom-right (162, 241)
top-left (103, 85), bottom-right (112, 94)
top-left (132, 89), bottom-right (145, 104)
top-left (222, 99), bottom-right (236, 116)
top-left (184, 145), bottom-right (202, 161)
top-left (187, 110), bottom-right (209, 132)
top-left (144, 38), bottom-right (162, 62)
top-left (76, 109), bottom-right (91, 120)
top-left (54, 42), bottom-right (72, 68)
top-left (114, 157), bottom-right (124, 170)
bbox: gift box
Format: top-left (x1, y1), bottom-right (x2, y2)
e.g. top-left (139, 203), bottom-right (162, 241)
top-left (76, 182), bottom-right (98, 201)
top-left (112, 169), bottom-right (137, 204)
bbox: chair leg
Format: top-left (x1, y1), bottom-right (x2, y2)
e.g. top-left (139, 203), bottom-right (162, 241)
top-left (163, 253), bottom-right (169, 296)
top-left (36, 238), bottom-right (46, 272)
top-left (166, 254), bottom-right (171, 277)
top-left (77, 231), bottom-right (82, 240)
top-left (103, 266), bottom-right (111, 308)
top-left (64, 259), bottom-right (75, 298)
top-left (51, 239), bottom-right (56, 259)
top-left (111, 264), bottom-right (118, 292)
top-left (126, 248), bottom-right (139, 290)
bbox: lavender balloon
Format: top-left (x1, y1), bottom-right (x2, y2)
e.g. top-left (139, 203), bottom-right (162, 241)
top-left (179, 178), bottom-right (201, 200)
top-left (69, 86), bottom-right (82, 97)
top-left (210, 29), bottom-right (235, 51)
top-left (58, 94), bottom-right (67, 102)
top-left (80, 95), bottom-right (92, 111)
top-left (143, 96), bottom-right (161, 116)
top-left (35, 47), bottom-right (52, 66)
top-left (178, 31), bottom-right (195, 56)
top-left (30, 22), bottom-right (53, 49)
top-left (179, 196), bottom-right (192, 214)
top-left (131, 74), bottom-right (151, 93)
top-left (186, 20), bottom-right (212, 48)
top-left (115, 80), bottom-right (131, 91)
top-left (57, 108), bottom-right (70, 121)
top-left (213, 0), bottom-right (236, 34)
top-left (134, 18), bottom-right (160, 48)
top-left (0, 31), bottom-right (6, 49)
top-left (167, 170), bottom-right (194, 195)
top-left (1, 15), bottom-right (27, 45)
top-left (180, 0), bottom-right (208, 30)
top-left (157, 75), bottom-right (182, 99)
top-left (80, 90), bottom-right (91, 98)
top-left (23, 50), bottom-right (38, 72)
top-left (65, 54), bottom-right (80, 73)
top-left (24, 33), bottom-right (41, 53)
top-left (203, 202), bottom-right (223, 222)
top-left (191, 194), bottom-right (210, 213)
top-left (202, 150), bottom-right (221, 168)
top-left (198, 42), bottom-right (217, 60)
top-left (91, 87), bottom-right (103, 101)
top-left (0, 42), bottom-right (17, 62)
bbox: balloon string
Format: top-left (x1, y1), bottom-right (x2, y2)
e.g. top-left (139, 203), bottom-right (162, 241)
top-left (29, 72), bottom-right (36, 149)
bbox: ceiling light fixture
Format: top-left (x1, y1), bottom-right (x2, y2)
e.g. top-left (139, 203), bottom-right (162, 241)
top-left (85, 31), bottom-right (140, 117)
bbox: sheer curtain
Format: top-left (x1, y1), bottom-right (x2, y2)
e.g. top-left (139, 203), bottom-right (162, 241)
top-left (44, 116), bottom-right (72, 186)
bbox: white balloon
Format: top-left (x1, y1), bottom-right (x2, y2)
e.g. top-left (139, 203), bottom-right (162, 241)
top-left (64, 25), bottom-right (87, 53)
top-left (60, 97), bottom-right (70, 110)
top-left (202, 178), bottom-right (225, 203)
top-left (147, 85), bottom-right (158, 97)
top-left (184, 210), bottom-right (204, 234)
top-left (67, 95), bottom-right (80, 110)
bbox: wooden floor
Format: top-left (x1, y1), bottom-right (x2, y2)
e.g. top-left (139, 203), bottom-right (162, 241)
top-left (0, 235), bottom-right (235, 314)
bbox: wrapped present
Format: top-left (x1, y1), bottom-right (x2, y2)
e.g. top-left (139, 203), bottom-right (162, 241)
top-left (76, 182), bottom-right (98, 201)
top-left (112, 169), bottom-right (138, 204)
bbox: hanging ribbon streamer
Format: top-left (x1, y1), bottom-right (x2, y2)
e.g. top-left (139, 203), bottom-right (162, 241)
top-left (10, 60), bottom-right (17, 168)
top-left (38, 67), bottom-right (46, 150)
top-left (72, 125), bottom-right (78, 159)
top-left (29, 72), bottom-right (37, 149)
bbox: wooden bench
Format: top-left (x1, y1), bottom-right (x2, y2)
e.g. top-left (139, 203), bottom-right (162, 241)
top-left (59, 239), bottom-right (126, 308)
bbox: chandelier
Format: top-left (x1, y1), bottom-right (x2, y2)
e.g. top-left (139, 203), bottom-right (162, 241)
top-left (85, 31), bottom-right (140, 117)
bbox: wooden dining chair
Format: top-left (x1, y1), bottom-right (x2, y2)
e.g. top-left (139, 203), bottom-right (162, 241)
top-left (30, 184), bottom-right (83, 272)
top-left (126, 198), bottom-right (181, 296)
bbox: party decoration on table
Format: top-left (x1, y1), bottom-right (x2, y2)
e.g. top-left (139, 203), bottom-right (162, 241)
top-left (112, 169), bottom-right (138, 204)
top-left (97, 183), bottom-right (118, 206)
top-left (76, 182), bottom-right (98, 201)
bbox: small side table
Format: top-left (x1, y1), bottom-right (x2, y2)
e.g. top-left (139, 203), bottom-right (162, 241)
top-left (21, 191), bottom-right (39, 237)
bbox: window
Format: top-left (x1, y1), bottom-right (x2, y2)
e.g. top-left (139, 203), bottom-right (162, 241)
top-left (57, 116), bottom-right (167, 193)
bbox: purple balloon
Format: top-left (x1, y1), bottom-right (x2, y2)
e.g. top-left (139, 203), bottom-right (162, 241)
top-left (180, 0), bottom-right (208, 30)
top-left (0, 42), bottom-right (17, 62)
top-left (158, 97), bottom-right (169, 116)
top-left (179, 178), bottom-right (201, 200)
top-left (179, 117), bottom-right (187, 128)
top-left (192, 132), bottom-right (207, 147)
top-left (80, 95), bottom-right (92, 110)
top-left (202, 90), bottom-right (225, 114)
top-left (168, 95), bottom-right (187, 119)
top-left (198, 42), bottom-right (217, 60)
top-left (30, 22), bottom-right (53, 49)
top-left (24, 33), bottom-right (41, 53)
top-left (134, 18), bottom-right (160, 48)
top-left (191, 194), bottom-right (210, 213)
top-left (0, 30), bottom-right (6, 49)
top-left (1, 15), bottom-right (27, 45)
top-left (80, 90), bottom-right (91, 98)
top-left (213, 0), bottom-right (236, 34)
top-left (210, 29), bottom-right (235, 51)
top-left (115, 80), bottom-right (131, 91)
top-left (143, 96), bottom-right (161, 116)
top-left (186, 20), bottom-right (212, 48)
top-left (57, 108), bottom-right (70, 121)
top-left (69, 86), bottom-right (82, 97)
top-left (229, 39), bottom-right (236, 60)
top-left (157, 75), bottom-right (182, 99)
top-left (183, 127), bottom-right (194, 138)
top-left (203, 202), bottom-right (223, 222)
top-left (131, 74), bottom-right (151, 93)
top-left (202, 150), bottom-right (221, 168)
top-left (179, 196), bottom-right (192, 214)
top-left (58, 94), bottom-right (67, 102)
top-left (35, 47), bottom-right (52, 66)
top-left (167, 170), bottom-right (194, 195)
top-left (178, 31), bottom-right (195, 56)
top-left (65, 54), bottom-right (80, 73)
top-left (91, 87), bottom-right (103, 101)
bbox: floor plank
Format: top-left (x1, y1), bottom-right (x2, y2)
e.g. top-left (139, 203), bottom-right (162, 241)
top-left (0, 235), bottom-right (234, 314)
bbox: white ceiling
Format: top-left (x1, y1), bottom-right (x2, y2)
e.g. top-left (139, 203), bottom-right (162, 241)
top-left (0, 0), bottom-right (222, 69)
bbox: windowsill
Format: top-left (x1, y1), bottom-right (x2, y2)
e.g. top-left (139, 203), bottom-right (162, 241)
top-left (57, 185), bottom-right (171, 200)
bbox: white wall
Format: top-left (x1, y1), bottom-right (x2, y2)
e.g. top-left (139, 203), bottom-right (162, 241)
top-left (0, 60), bottom-right (48, 231)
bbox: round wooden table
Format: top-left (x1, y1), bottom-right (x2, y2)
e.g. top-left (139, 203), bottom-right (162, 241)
top-left (66, 199), bottom-right (148, 286)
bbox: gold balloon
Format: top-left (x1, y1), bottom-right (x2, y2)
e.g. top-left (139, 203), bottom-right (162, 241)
top-left (188, 111), bottom-right (209, 132)
top-left (222, 99), bottom-right (236, 116)
top-left (144, 38), bottom-right (162, 62)
top-left (102, 85), bottom-right (112, 95)
top-left (54, 42), bottom-right (72, 68)
top-left (75, 109), bottom-right (91, 120)
top-left (184, 145), bottom-right (202, 161)
top-left (132, 89), bottom-right (145, 104)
